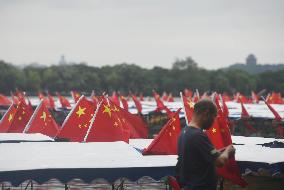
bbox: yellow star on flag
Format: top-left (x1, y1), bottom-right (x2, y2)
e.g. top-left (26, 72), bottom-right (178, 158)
top-left (40, 111), bottom-right (47, 122)
top-left (76, 106), bottom-right (86, 117)
top-left (8, 114), bottom-right (13, 122)
top-left (114, 121), bottom-right (119, 127)
top-left (112, 106), bottom-right (119, 112)
top-left (187, 101), bottom-right (194, 108)
top-left (103, 105), bottom-right (112, 117)
top-left (212, 128), bottom-right (217, 133)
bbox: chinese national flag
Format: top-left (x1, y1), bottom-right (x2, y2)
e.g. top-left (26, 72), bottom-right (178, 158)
top-left (111, 91), bottom-right (120, 106)
top-left (139, 93), bottom-right (144, 101)
top-left (264, 100), bottom-right (284, 137)
top-left (71, 91), bottom-right (81, 103)
top-left (56, 96), bottom-right (95, 142)
top-left (181, 93), bottom-right (194, 125)
top-left (48, 93), bottom-right (55, 109)
top-left (0, 104), bottom-right (17, 132)
top-left (23, 101), bottom-right (59, 138)
top-left (38, 92), bottom-right (51, 108)
top-left (11, 92), bottom-right (19, 105)
top-left (222, 97), bottom-right (229, 118)
top-left (184, 88), bottom-right (193, 98)
top-left (57, 93), bottom-right (71, 109)
top-left (0, 94), bottom-right (12, 106)
top-left (222, 93), bottom-right (231, 102)
top-left (113, 100), bottom-right (148, 138)
top-left (90, 90), bottom-right (99, 105)
top-left (120, 95), bottom-right (129, 110)
top-left (236, 93), bottom-right (251, 104)
top-left (131, 94), bottom-right (142, 114)
top-left (206, 98), bottom-right (247, 187)
top-left (153, 90), bottom-right (173, 117)
top-left (143, 108), bottom-right (181, 155)
top-left (8, 101), bottom-right (34, 133)
top-left (84, 98), bottom-right (130, 143)
top-left (251, 91), bottom-right (259, 103)
top-left (240, 100), bottom-right (256, 132)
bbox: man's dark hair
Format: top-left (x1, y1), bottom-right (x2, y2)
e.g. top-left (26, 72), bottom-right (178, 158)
top-left (193, 99), bottom-right (217, 115)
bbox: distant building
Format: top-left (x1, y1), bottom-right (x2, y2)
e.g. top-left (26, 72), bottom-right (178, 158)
top-left (225, 54), bottom-right (284, 74)
top-left (59, 55), bottom-right (67, 65)
top-left (246, 54), bottom-right (257, 66)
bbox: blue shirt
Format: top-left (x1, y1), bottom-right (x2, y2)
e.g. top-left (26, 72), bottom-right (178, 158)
top-left (176, 126), bottom-right (220, 190)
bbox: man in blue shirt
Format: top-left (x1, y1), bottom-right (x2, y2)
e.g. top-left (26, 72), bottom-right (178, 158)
top-left (176, 99), bottom-right (235, 190)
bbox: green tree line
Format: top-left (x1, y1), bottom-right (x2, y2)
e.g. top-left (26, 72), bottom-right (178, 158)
top-left (0, 57), bottom-right (283, 96)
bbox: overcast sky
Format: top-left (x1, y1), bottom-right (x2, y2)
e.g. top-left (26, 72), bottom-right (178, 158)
top-left (0, 0), bottom-right (284, 69)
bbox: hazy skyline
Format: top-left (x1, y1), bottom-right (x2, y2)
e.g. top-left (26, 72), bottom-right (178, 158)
top-left (0, 0), bottom-right (284, 69)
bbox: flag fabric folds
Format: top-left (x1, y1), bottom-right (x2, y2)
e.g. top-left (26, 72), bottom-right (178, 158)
top-left (8, 101), bottom-right (34, 133)
top-left (57, 93), bottom-right (71, 109)
top-left (0, 94), bottom-right (12, 106)
top-left (240, 100), bottom-right (257, 133)
top-left (120, 95), bottom-right (129, 110)
top-left (131, 94), bottom-right (142, 114)
top-left (84, 98), bottom-right (130, 143)
top-left (0, 104), bottom-right (17, 132)
top-left (180, 92), bottom-right (194, 125)
top-left (206, 97), bottom-right (247, 187)
top-left (143, 108), bottom-right (181, 155)
top-left (24, 100), bottom-right (59, 138)
top-left (56, 96), bottom-right (95, 141)
top-left (71, 91), bottom-right (81, 103)
top-left (264, 100), bottom-right (284, 137)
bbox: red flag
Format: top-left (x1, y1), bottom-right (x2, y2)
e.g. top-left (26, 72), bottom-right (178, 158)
top-left (0, 94), bottom-right (12, 106)
top-left (206, 99), bottom-right (247, 187)
top-left (180, 93), bottom-right (194, 125)
top-left (84, 98), bottom-right (130, 143)
top-left (114, 101), bottom-right (148, 138)
top-left (120, 95), bottom-right (129, 110)
top-left (184, 88), bottom-right (193, 98)
top-left (8, 101), bottom-right (34, 133)
top-left (131, 94), bottom-right (142, 114)
top-left (222, 97), bottom-right (229, 118)
top-left (143, 108), bottom-right (181, 155)
top-left (0, 104), bottom-right (17, 132)
top-left (57, 93), bottom-right (71, 109)
top-left (56, 96), bottom-right (95, 141)
top-left (222, 93), bottom-right (231, 102)
top-left (251, 91), bottom-right (259, 104)
top-left (48, 92), bottom-right (55, 109)
top-left (111, 91), bottom-right (120, 106)
top-left (71, 91), bottom-right (81, 103)
top-left (90, 90), bottom-right (98, 105)
top-left (153, 90), bottom-right (173, 117)
top-left (10, 92), bottom-right (19, 105)
top-left (38, 92), bottom-right (50, 107)
top-left (264, 100), bottom-right (284, 137)
top-left (24, 101), bottom-right (59, 138)
top-left (162, 92), bottom-right (168, 101)
top-left (236, 93), bottom-right (251, 104)
top-left (240, 100), bottom-right (257, 132)
top-left (168, 93), bottom-right (174, 102)
top-left (139, 93), bottom-right (144, 101)
top-left (38, 92), bottom-right (45, 100)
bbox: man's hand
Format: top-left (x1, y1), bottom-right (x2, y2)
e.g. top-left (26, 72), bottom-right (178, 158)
top-left (226, 144), bottom-right (236, 157)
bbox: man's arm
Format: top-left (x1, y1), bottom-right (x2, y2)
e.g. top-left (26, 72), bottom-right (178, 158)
top-left (215, 145), bottom-right (235, 167)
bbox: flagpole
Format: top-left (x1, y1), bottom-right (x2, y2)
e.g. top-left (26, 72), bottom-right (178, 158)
top-left (23, 100), bottom-right (43, 133)
top-left (180, 92), bottom-right (189, 126)
top-left (83, 100), bottom-right (103, 142)
top-left (59, 95), bottom-right (84, 129)
top-left (0, 103), bottom-right (14, 124)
